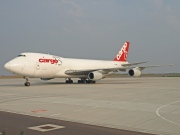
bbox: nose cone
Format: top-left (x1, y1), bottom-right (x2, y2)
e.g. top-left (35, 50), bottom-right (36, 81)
top-left (4, 58), bottom-right (23, 75)
top-left (4, 62), bottom-right (10, 71)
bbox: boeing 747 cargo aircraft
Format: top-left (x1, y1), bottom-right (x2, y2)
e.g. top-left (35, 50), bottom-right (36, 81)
top-left (4, 42), bottom-right (171, 86)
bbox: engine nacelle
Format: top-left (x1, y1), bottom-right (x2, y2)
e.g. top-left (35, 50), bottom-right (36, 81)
top-left (88, 71), bottom-right (103, 81)
top-left (128, 68), bottom-right (142, 77)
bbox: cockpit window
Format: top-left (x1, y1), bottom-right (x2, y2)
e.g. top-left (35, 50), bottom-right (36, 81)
top-left (18, 54), bottom-right (26, 57)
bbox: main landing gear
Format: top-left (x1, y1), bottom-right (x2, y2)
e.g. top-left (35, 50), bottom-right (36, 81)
top-left (24, 77), bottom-right (30, 86)
top-left (65, 78), bottom-right (96, 84)
top-left (65, 78), bottom-right (73, 83)
top-left (78, 79), bottom-right (96, 84)
top-left (86, 80), bottom-right (96, 84)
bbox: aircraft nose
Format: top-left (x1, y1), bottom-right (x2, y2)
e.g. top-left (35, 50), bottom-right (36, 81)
top-left (4, 62), bottom-right (10, 71)
top-left (4, 58), bottom-right (22, 74)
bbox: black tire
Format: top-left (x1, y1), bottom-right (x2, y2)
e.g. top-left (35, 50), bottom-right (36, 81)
top-left (66, 80), bottom-right (73, 83)
top-left (82, 80), bottom-right (86, 83)
top-left (24, 82), bottom-right (30, 86)
top-left (86, 80), bottom-right (91, 84)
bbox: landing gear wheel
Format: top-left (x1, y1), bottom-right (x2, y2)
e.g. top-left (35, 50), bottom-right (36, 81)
top-left (78, 79), bottom-right (86, 84)
top-left (66, 78), bottom-right (73, 84)
top-left (24, 77), bottom-right (30, 86)
top-left (92, 81), bottom-right (96, 84)
top-left (24, 82), bottom-right (30, 86)
top-left (86, 80), bottom-right (95, 84)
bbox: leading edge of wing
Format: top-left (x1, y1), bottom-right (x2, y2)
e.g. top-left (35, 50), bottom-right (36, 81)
top-left (137, 64), bottom-right (174, 71)
top-left (121, 61), bottom-right (147, 66)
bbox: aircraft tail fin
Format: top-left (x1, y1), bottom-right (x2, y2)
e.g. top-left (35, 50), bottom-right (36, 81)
top-left (114, 41), bottom-right (130, 62)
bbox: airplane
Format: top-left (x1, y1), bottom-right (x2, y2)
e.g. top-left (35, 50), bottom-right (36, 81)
top-left (4, 41), bottom-right (171, 86)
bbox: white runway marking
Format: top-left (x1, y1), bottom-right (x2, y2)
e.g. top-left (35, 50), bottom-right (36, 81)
top-left (156, 100), bottom-right (180, 126)
top-left (28, 124), bottom-right (65, 132)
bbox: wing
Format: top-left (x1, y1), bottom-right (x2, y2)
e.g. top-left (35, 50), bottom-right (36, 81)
top-left (137, 64), bottom-right (173, 71)
top-left (65, 69), bottom-right (99, 75)
top-left (65, 61), bottom-right (147, 75)
top-left (121, 61), bottom-right (147, 66)
top-left (65, 63), bottom-right (173, 75)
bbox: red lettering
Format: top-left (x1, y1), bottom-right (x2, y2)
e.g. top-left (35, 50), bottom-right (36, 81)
top-left (45, 59), bottom-right (49, 63)
top-left (39, 58), bottom-right (44, 63)
top-left (54, 60), bottom-right (58, 63)
top-left (50, 59), bottom-right (54, 64)
top-left (38, 58), bottom-right (58, 64)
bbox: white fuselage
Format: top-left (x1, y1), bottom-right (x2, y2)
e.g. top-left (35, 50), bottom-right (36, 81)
top-left (4, 52), bottom-right (128, 78)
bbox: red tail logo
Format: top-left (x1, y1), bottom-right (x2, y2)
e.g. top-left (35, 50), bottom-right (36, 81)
top-left (114, 42), bottom-right (130, 62)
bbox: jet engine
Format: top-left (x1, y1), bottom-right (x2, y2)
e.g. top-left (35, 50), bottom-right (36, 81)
top-left (88, 71), bottom-right (103, 81)
top-left (128, 68), bottom-right (142, 77)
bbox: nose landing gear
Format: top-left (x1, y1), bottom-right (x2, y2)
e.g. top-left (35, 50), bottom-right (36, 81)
top-left (24, 77), bottom-right (30, 86)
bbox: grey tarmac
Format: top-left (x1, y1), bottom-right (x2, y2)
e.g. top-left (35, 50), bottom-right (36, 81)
top-left (0, 111), bottom-right (154, 135)
top-left (0, 77), bottom-right (180, 135)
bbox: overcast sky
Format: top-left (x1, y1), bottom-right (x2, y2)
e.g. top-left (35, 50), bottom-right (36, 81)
top-left (0, 0), bottom-right (179, 75)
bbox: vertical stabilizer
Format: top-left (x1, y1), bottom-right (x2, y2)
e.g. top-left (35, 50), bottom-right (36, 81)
top-left (114, 41), bottom-right (130, 62)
